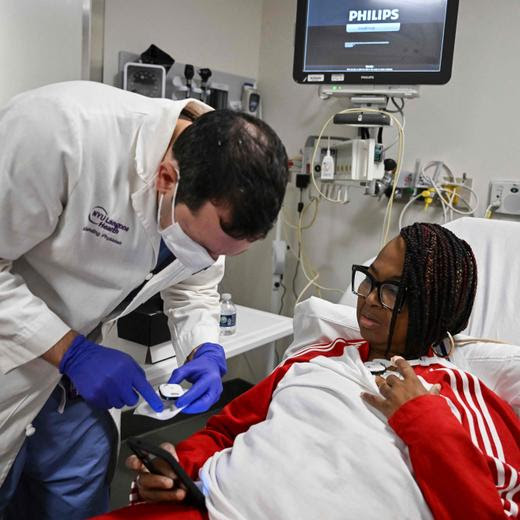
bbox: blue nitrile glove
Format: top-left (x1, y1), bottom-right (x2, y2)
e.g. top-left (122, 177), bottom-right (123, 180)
top-left (59, 335), bottom-right (164, 412)
top-left (168, 343), bottom-right (227, 414)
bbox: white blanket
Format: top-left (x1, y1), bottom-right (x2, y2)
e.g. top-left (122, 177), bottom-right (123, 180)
top-left (202, 340), bottom-right (432, 520)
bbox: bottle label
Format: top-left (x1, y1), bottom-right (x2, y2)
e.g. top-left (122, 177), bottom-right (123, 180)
top-left (220, 314), bottom-right (236, 328)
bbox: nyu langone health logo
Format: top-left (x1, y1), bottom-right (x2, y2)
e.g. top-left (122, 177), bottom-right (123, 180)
top-left (88, 206), bottom-right (129, 234)
top-left (83, 206), bottom-right (130, 246)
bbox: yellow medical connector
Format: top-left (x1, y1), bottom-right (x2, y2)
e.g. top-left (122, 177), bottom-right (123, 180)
top-left (443, 184), bottom-right (460, 206)
top-left (421, 190), bottom-right (433, 211)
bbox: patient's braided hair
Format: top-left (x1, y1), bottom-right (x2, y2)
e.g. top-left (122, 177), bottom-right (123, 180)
top-left (394, 223), bottom-right (477, 359)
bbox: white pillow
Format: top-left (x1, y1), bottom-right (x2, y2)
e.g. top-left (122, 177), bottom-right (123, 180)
top-left (450, 339), bottom-right (520, 418)
top-left (444, 217), bottom-right (520, 345)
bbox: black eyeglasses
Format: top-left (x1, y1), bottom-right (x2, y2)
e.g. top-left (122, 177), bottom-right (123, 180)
top-left (351, 264), bottom-right (406, 312)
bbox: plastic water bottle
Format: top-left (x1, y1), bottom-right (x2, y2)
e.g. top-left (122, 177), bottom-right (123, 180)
top-left (220, 293), bottom-right (237, 336)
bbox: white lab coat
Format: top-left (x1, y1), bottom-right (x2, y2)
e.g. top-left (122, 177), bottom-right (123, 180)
top-left (0, 81), bottom-right (225, 486)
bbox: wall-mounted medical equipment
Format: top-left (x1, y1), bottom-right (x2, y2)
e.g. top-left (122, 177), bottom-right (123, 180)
top-left (280, 107), bottom-right (476, 312)
top-left (183, 64), bottom-right (195, 98)
top-left (198, 67), bottom-right (212, 103)
top-left (241, 84), bottom-right (262, 118)
top-left (140, 44), bottom-right (175, 71)
top-left (171, 66), bottom-right (214, 103)
top-left (488, 180), bottom-right (520, 216)
top-left (118, 51), bottom-right (257, 112)
top-left (302, 135), bottom-right (384, 188)
top-left (318, 85), bottom-right (420, 103)
top-left (208, 84), bottom-right (230, 110)
top-left (123, 62), bottom-right (166, 98)
top-left (334, 139), bottom-right (385, 181)
top-left (292, 0), bottom-right (459, 87)
top-left (122, 44), bottom-right (175, 98)
top-left (396, 161), bottom-right (477, 229)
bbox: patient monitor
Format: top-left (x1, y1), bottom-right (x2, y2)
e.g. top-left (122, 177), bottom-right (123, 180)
top-left (293, 0), bottom-right (459, 102)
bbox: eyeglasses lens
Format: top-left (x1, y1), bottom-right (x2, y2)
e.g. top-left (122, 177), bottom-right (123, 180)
top-left (380, 284), bottom-right (399, 309)
top-left (353, 271), bottom-right (371, 297)
top-left (353, 268), bottom-right (399, 311)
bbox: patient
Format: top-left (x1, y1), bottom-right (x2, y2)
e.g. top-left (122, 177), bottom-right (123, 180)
top-left (97, 223), bottom-right (520, 520)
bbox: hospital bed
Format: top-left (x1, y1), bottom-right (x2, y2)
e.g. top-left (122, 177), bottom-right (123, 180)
top-left (286, 217), bottom-right (520, 417)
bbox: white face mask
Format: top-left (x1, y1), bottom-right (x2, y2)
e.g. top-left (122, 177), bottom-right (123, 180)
top-left (157, 179), bottom-right (215, 273)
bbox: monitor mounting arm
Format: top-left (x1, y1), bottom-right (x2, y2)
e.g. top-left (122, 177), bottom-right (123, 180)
top-left (318, 84), bottom-right (420, 107)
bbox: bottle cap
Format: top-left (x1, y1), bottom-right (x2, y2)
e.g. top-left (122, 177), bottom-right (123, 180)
top-left (221, 293), bottom-right (231, 300)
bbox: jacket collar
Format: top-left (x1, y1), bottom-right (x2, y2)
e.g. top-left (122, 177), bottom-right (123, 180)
top-left (133, 98), bottom-right (212, 183)
top-left (131, 98), bottom-right (212, 262)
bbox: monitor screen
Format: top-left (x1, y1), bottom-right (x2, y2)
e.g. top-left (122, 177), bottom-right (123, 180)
top-left (293, 0), bottom-right (459, 85)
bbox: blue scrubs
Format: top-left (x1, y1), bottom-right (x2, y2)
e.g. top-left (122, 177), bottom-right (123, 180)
top-left (0, 383), bottom-right (116, 519)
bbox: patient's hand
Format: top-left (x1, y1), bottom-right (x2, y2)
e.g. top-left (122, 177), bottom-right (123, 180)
top-left (361, 357), bottom-right (441, 418)
top-left (126, 442), bottom-right (187, 503)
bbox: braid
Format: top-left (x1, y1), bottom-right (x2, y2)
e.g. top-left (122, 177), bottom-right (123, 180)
top-left (399, 223), bottom-right (477, 358)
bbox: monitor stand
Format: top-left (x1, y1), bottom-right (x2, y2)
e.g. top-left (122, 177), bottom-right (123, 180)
top-left (318, 84), bottom-right (420, 107)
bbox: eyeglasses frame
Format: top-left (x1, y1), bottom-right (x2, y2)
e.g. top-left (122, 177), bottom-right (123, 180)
top-left (351, 264), bottom-right (406, 313)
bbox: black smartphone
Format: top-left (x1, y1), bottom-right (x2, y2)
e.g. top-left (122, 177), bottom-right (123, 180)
top-left (126, 437), bottom-right (207, 511)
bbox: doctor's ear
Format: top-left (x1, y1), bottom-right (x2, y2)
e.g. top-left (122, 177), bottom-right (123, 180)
top-left (156, 158), bottom-right (179, 194)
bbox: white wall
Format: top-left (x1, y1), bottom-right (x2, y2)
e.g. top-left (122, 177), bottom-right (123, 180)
top-left (103, 0), bottom-right (263, 85)
top-left (0, 0), bottom-right (83, 107)
top-left (222, 0), bottom-right (520, 315)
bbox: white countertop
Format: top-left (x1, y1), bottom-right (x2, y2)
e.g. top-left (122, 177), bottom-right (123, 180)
top-left (106, 305), bottom-right (293, 387)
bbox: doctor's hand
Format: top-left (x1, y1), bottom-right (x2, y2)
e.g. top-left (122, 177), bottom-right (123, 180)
top-left (361, 356), bottom-right (441, 418)
top-left (126, 442), bottom-right (187, 503)
top-left (59, 335), bottom-right (164, 412)
top-left (168, 343), bottom-right (227, 414)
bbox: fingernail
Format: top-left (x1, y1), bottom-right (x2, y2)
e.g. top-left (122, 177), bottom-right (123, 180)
top-left (390, 355), bottom-right (404, 365)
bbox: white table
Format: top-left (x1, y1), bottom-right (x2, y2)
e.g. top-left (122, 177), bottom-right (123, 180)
top-left (106, 305), bottom-right (293, 387)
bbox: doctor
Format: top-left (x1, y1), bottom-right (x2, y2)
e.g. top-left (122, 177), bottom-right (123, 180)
top-left (0, 81), bottom-right (288, 519)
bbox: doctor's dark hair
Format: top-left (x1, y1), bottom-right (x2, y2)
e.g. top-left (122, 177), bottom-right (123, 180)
top-left (172, 109), bottom-right (289, 240)
top-left (391, 223), bottom-right (477, 359)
